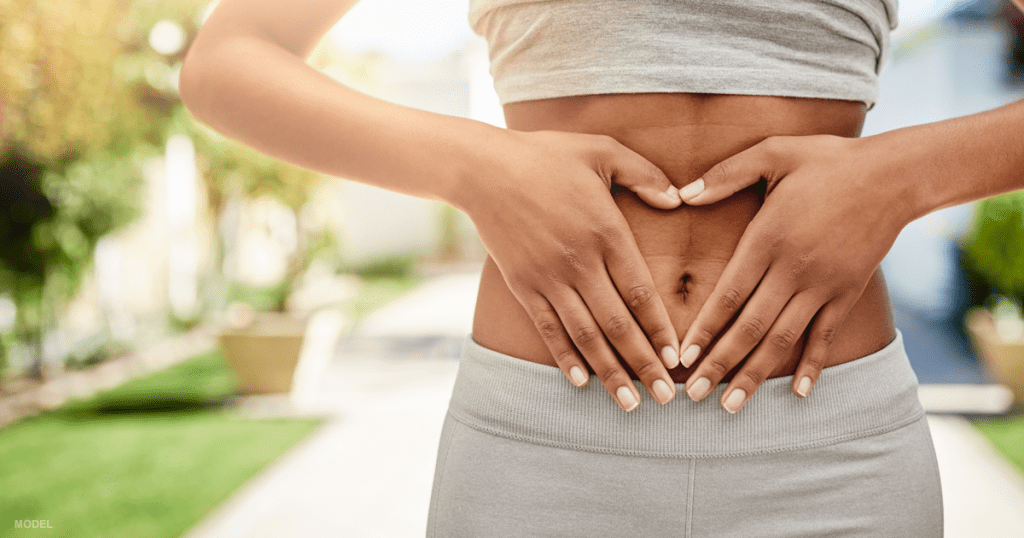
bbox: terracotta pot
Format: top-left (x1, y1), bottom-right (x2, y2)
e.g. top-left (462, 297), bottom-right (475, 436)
top-left (965, 308), bottom-right (1024, 407)
top-left (219, 313), bottom-right (306, 394)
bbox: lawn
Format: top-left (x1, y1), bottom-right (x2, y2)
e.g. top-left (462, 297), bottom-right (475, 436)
top-left (0, 349), bottom-right (322, 538)
top-left (975, 412), bottom-right (1024, 476)
top-left (351, 275), bottom-right (422, 320)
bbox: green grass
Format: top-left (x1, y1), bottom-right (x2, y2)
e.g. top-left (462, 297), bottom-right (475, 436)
top-left (352, 276), bottom-right (422, 320)
top-left (974, 413), bottom-right (1024, 476)
top-left (0, 350), bottom-right (321, 538)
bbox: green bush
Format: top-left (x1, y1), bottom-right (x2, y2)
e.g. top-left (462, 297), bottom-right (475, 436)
top-left (962, 190), bottom-right (1024, 305)
top-left (0, 0), bottom-right (208, 377)
top-left (0, 145), bottom-right (145, 377)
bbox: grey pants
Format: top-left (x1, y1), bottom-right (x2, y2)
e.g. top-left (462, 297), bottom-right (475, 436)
top-left (427, 330), bottom-right (943, 537)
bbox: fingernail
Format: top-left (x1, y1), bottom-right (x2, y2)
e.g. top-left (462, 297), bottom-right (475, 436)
top-left (570, 366), bottom-right (588, 387)
top-left (679, 178), bottom-right (704, 201)
top-left (686, 377), bottom-right (711, 401)
top-left (661, 346), bottom-right (679, 368)
top-left (660, 186), bottom-right (680, 205)
top-left (796, 376), bottom-right (813, 397)
top-left (723, 389), bottom-right (747, 414)
top-left (680, 344), bottom-right (700, 367)
top-left (652, 379), bottom-right (675, 404)
top-left (617, 386), bottom-right (639, 411)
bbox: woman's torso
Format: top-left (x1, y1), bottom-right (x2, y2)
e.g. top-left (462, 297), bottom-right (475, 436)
top-left (472, 93), bottom-right (897, 383)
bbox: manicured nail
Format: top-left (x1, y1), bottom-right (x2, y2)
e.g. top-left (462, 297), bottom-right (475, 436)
top-left (680, 344), bottom-right (700, 367)
top-left (687, 377), bottom-right (711, 401)
top-left (679, 179), bottom-right (705, 201)
top-left (796, 376), bottom-right (813, 397)
top-left (661, 346), bottom-right (679, 369)
top-left (652, 379), bottom-right (675, 404)
top-left (569, 366), bottom-right (588, 387)
top-left (617, 386), bottom-right (639, 411)
top-left (661, 186), bottom-right (680, 205)
top-left (723, 389), bottom-right (747, 414)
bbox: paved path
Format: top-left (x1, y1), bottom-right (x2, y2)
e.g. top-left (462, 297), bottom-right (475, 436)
top-left (184, 270), bottom-right (1024, 538)
top-left (184, 354), bottom-right (458, 538)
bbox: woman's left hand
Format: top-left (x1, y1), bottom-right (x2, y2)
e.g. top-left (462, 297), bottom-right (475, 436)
top-left (675, 134), bottom-right (917, 413)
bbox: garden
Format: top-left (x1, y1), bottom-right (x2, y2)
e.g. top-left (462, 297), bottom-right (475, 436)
top-left (2, 0), bottom-right (1024, 536)
top-left (0, 2), bottom-right (426, 536)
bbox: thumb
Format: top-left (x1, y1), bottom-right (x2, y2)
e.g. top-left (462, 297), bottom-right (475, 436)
top-left (605, 144), bottom-right (682, 210)
top-left (679, 141), bottom-right (777, 205)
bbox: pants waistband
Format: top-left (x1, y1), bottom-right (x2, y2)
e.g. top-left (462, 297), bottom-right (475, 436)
top-left (447, 329), bottom-right (924, 458)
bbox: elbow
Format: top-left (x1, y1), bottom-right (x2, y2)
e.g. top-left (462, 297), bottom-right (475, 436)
top-left (178, 45), bottom-right (208, 119)
top-left (179, 30), bottom-right (229, 123)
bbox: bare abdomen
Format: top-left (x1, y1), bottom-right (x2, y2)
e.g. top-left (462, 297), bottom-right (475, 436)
top-left (471, 93), bottom-right (896, 383)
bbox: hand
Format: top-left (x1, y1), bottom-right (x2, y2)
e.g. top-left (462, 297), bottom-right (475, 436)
top-left (461, 129), bottom-right (684, 411)
top-left (675, 134), bottom-right (915, 413)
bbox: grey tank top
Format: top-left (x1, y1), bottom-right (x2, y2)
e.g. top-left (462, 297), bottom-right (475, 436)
top-left (468, 0), bottom-right (899, 109)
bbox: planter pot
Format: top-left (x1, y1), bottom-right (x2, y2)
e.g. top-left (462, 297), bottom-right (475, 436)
top-left (220, 313), bottom-right (306, 394)
top-left (965, 308), bottom-right (1024, 407)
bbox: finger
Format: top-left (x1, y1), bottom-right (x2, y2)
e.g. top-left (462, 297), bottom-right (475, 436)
top-left (679, 238), bottom-right (773, 368)
top-left (717, 292), bottom-right (822, 413)
top-left (548, 288), bottom-right (646, 412)
top-left (683, 269), bottom-right (795, 403)
top-left (600, 137), bottom-right (682, 210)
top-left (520, 291), bottom-right (593, 388)
top-left (602, 227), bottom-right (681, 369)
top-left (578, 273), bottom-right (677, 405)
top-left (679, 137), bottom-right (784, 206)
top-left (793, 295), bottom-right (857, 398)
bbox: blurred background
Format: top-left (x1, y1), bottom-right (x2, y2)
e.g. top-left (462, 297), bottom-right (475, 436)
top-left (1, 0), bottom-right (1023, 537)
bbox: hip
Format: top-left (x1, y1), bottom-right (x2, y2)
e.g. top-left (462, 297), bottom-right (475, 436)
top-left (447, 330), bottom-right (922, 457)
top-left (427, 332), bottom-right (942, 537)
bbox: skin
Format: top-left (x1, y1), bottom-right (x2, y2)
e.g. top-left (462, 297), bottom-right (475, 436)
top-left (181, 0), bottom-right (1024, 414)
top-left (478, 94), bottom-right (897, 414)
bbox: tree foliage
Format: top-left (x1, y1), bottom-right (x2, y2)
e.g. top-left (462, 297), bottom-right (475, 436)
top-left (0, 0), bottom-right (325, 376)
top-left (0, 0), bottom-right (201, 376)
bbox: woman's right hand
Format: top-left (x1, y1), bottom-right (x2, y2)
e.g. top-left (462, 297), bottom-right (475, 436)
top-left (455, 129), bottom-right (683, 411)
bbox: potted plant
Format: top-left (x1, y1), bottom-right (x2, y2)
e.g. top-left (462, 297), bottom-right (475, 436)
top-left (962, 190), bottom-right (1024, 406)
top-left (216, 221), bottom-right (352, 395)
top-left (218, 303), bottom-right (307, 395)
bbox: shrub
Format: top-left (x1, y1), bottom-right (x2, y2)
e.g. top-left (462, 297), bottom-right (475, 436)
top-left (962, 190), bottom-right (1024, 306)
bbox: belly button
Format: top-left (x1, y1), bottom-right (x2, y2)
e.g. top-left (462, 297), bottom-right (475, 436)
top-left (677, 273), bottom-right (693, 302)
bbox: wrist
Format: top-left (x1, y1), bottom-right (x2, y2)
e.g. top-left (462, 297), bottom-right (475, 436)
top-left (853, 130), bottom-right (935, 227)
top-left (857, 102), bottom-right (1024, 223)
top-left (444, 121), bottom-right (515, 216)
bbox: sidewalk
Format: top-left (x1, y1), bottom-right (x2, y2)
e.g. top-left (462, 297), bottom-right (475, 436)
top-left (185, 270), bottom-right (1024, 538)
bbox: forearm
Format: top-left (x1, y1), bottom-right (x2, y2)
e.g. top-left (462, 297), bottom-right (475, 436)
top-left (865, 99), bottom-right (1024, 221)
top-left (178, 32), bottom-right (498, 211)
